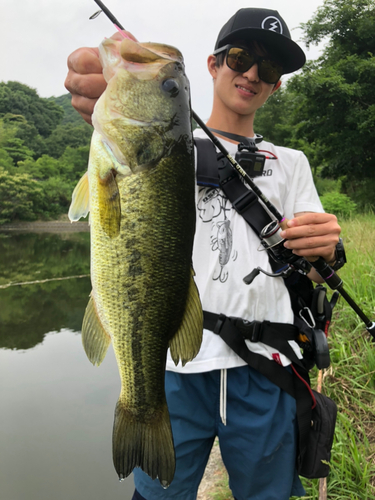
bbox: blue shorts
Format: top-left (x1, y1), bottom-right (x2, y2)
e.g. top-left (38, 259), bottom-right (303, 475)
top-left (133, 365), bottom-right (305, 500)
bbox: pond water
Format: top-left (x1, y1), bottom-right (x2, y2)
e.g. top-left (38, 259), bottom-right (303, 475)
top-left (0, 232), bottom-right (134, 500)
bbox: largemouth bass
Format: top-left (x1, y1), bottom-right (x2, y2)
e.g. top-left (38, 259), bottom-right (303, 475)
top-left (69, 37), bottom-right (203, 487)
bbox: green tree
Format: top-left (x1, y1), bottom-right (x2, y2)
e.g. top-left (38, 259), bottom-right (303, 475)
top-left (287, 0), bottom-right (375, 183)
top-left (0, 114), bottom-right (46, 160)
top-left (59, 145), bottom-right (90, 182)
top-left (44, 123), bottom-right (92, 159)
top-left (0, 167), bottom-right (43, 224)
top-left (17, 155), bottom-right (61, 181)
top-left (2, 137), bottom-right (34, 164)
top-left (0, 149), bottom-right (14, 171)
top-left (0, 82), bottom-right (64, 137)
top-left (49, 94), bottom-right (88, 126)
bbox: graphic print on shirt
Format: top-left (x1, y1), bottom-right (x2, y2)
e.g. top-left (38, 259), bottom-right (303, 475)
top-left (197, 187), bottom-right (237, 283)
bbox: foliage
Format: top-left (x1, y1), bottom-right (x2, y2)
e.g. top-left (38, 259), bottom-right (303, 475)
top-left (314, 176), bottom-right (341, 196)
top-left (0, 148), bottom-right (15, 171)
top-left (0, 81), bottom-right (64, 137)
top-left (288, 0), bottom-right (375, 182)
top-left (0, 83), bottom-right (92, 223)
top-left (43, 123), bottom-right (93, 159)
top-left (49, 93), bottom-right (88, 126)
top-left (320, 191), bottom-right (357, 218)
top-left (341, 176), bottom-right (375, 211)
top-left (0, 167), bottom-right (43, 224)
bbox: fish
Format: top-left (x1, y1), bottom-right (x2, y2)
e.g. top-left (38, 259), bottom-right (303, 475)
top-left (68, 37), bottom-right (203, 487)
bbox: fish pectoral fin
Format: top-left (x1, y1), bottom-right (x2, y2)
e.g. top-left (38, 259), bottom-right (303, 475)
top-left (169, 268), bottom-right (203, 366)
top-left (68, 172), bottom-right (90, 221)
top-left (82, 294), bottom-right (111, 366)
top-left (98, 168), bottom-right (121, 238)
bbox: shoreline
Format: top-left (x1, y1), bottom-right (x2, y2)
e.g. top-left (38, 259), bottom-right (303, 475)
top-left (0, 219), bottom-right (89, 233)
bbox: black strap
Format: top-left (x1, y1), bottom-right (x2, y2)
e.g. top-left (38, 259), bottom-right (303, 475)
top-left (195, 138), bottom-right (276, 256)
top-left (204, 311), bottom-right (303, 367)
top-left (207, 128), bottom-right (263, 146)
top-left (194, 137), bottom-right (220, 188)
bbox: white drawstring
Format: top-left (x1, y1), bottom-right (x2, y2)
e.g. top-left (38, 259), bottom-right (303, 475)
top-left (220, 368), bottom-right (227, 425)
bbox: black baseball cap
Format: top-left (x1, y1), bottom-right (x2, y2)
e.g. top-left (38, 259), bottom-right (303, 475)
top-left (214, 8), bottom-right (306, 74)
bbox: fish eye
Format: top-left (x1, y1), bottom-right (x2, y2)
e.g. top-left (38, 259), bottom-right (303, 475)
top-left (161, 78), bottom-right (179, 97)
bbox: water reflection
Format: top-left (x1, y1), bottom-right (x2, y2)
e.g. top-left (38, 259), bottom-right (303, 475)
top-left (0, 232), bottom-right (91, 349)
top-left (0, 232), bottom-right (134, 500)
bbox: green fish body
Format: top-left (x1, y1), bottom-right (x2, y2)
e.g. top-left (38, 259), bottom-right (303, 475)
top-left (69, 38), bottom-right (203, 487)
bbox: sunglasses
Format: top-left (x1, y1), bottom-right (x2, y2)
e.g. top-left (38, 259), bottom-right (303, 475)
top-left (213, 44), bottom-right (283, 84)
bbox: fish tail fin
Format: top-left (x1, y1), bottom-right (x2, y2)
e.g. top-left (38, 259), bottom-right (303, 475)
top-left (112, 399), bottom-right (175, 488)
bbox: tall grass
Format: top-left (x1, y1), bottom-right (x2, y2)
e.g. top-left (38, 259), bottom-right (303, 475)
top-left (209, 214), bottom-right (375, 500)
top-left (299, 213), bottom-right (375, 500)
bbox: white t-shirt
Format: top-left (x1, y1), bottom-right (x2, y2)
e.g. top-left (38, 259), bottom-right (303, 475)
top-left (166, 128), bottom-right (324, 373)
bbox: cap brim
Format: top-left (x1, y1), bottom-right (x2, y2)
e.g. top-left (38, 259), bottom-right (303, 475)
top-left (218, 28), bottom-right (306, 74)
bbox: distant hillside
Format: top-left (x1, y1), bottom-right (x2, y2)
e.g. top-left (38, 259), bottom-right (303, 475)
top-left (49, 93), bottom-right (88, 126)
top-left (0, 82), bottom-right (91, 224)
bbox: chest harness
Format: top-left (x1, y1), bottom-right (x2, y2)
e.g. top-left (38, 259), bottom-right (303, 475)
top-left (195, 133), bottom-right (338, 471)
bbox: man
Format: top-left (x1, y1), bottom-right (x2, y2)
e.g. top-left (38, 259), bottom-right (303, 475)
top-left (65, 8), bottom-right (341, 500)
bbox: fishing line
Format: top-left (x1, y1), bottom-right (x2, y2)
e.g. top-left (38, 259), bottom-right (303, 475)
top-left (91, 0), bottom-right (129, 38)
top-left (0, 275), bottom-right (90, 289)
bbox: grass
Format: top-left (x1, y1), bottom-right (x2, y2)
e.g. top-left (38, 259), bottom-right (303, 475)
top-left (207, 214), bottom-right (375, 500)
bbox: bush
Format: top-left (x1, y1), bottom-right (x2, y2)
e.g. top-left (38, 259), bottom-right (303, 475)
top-left (341, 177), bottom-right (375, 211)
top-left (0, 167), bottom-right (42, 224)
top-left (314, 177), bottom-right (341, 196)
top-left (320, 191), bottom-right (357, 218)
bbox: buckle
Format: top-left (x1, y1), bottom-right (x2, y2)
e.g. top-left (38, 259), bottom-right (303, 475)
top-left (213, 314), bottom-right (227, 335)
top-left (232, 191), bottom-right (257, 214)
top-left (248, 320), bottom-right (263, 342)
top-left (235, 319), bottom-right (264, 342)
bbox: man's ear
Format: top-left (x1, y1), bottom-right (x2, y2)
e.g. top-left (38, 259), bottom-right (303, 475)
top-left (271, 80), bottom-right (282, 94)
top-left (207, 55), bottom-right (218, 79)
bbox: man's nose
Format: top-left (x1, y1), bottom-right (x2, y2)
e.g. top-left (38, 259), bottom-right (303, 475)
top-left (242, 62), bottom-right (260, 82)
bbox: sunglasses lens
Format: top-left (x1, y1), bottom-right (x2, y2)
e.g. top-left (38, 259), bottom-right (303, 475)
top-left (258, 60), bottom-right (283, 84)
top-left (226, 47), bottom-right (255, 73)
top-left (225, 46), bottom-right (283, 84)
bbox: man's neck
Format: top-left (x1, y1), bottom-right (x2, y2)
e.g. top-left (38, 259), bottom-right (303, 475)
top-left (205, 109), bottom-right (255, 139)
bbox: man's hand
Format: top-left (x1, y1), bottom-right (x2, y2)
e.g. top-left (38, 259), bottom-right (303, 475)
top-left (65, 47), bottom-right (106, 124)
top-left (280, 212), bottom-right (341, 263)
top-left (64, 31), bottom-right (137, 125)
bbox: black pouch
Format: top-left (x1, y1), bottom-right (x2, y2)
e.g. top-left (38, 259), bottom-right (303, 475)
top-left (298, 390), bottom-right (337, 479)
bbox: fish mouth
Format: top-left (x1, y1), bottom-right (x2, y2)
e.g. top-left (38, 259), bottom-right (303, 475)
top-left (99, 38), bottom-right (184, 82)
top-left (120, 39), bottom-right (183, 65)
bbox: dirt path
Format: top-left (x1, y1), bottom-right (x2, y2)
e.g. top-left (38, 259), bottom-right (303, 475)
top-left (197, 439), bottom-right (232, 500)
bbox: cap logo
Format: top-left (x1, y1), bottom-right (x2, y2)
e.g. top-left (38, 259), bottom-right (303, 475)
top-left (261, 16), bottom-right (283, 34)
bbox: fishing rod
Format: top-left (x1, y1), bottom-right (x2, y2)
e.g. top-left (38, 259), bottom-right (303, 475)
top-left (91, 0), bottom-right (125, 31)
top-left (89, 0), bottom-right (375, 339)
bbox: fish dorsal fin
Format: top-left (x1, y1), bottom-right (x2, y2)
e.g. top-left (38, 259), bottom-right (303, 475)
top-left (68, 171), bottom-right (90, 222)
top-left (82, 294), bottom-right (112, 366)
top-left (169, 268), bottom-right (203, 366)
